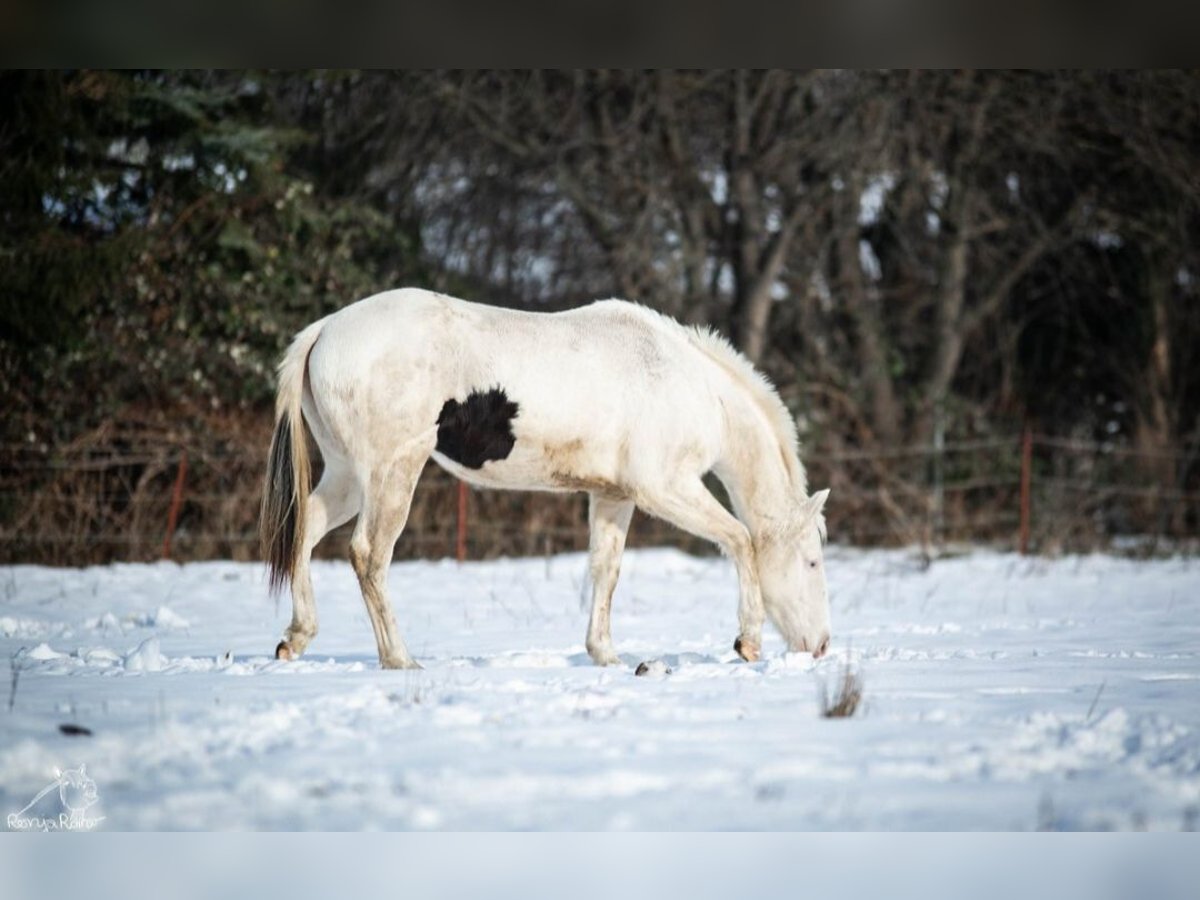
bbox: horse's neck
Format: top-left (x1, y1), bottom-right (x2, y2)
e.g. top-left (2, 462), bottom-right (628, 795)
top-left (713, 387), bottom-right (799, 538)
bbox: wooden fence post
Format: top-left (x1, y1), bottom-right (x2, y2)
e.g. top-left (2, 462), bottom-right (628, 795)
top-left (932, 398), bottom-right (945, 547)
top-left (1019, 423), bottom-right (1033, 555)
top-left (162, 451), bottom-right (188, 560)
top-left (456, 480), bottom-right (468, 562)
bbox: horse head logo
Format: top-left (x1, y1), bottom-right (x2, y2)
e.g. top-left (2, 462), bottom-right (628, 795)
top-left (56, 765), bottom-right (100, 822)
top-left (9, 764), bottom-right (104, 830)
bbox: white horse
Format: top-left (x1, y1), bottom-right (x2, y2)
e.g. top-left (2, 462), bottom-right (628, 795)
top-left (260, 288), bottom-right (831, 669)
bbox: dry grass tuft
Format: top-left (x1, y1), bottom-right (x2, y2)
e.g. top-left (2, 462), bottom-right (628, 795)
top-left (819, 659), bottom-right (864, 719)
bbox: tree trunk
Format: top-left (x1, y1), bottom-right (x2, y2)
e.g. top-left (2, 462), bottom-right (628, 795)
top-left (914, 193), bottom-right (971, 447)
top-left (1135, 252), bottom-right (1180, 533)
top-left (835, 185), bottom-right (901, 445)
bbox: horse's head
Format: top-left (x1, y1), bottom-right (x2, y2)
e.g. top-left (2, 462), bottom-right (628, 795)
top-left (756, 488), bottom-right (831, 657)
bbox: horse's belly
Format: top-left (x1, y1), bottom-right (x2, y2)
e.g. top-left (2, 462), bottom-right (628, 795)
top-left (431, 442), bottom-right (630, 500)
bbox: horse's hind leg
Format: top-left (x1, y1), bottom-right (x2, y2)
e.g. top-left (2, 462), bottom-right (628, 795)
top-left (585, 494), bottom-right (635, 666)
top-left (277, 465), bottom-right (360, 660)
top-left (348, 431), bottom-right (435, 670)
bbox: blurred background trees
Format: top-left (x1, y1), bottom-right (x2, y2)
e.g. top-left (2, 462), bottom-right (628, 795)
top-left (2, 70), bottom-right (1197, 560)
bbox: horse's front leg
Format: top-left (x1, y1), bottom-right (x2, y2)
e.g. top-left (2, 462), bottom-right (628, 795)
top-left (726, 536), bottom-right (766, 662)
top-left (585, 494), bottom-right (635, 666)
top-left (637, 478), bottom-right (766, 663)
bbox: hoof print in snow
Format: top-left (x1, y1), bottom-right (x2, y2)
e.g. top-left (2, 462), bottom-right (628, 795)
top-left (635, 659), bottom-right (671, 677)
top-left (275, 641), bottom-right (293, 661)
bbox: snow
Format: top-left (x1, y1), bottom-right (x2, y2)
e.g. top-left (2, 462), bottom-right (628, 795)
top-left (122, 637), bottom-right (165, 673)
top-left (1, 547), bottom-right (1198, 830)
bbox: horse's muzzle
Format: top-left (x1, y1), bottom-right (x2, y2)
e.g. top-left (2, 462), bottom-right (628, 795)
top-left (789, 632), bottom-right (830, 658)
top-left (813, 633), bottom-right (831, 659)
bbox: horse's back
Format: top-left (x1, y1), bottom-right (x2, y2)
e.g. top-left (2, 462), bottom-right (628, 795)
top-left (303, 289), bottom-right (725, 492)
top-left (313, 288), bottom-right (707, 400)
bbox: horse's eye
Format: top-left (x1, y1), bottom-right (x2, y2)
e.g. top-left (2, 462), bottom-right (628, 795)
top-left (808, 560), bottom-right (818, 569)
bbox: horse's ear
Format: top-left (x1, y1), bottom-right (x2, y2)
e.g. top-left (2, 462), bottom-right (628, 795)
top-left (798, 489), bottom-right (830, 542)
top-left (803, 488), bottom-right (830, 519)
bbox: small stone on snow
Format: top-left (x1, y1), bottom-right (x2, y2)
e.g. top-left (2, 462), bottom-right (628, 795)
top-left (635, 659), bottom-right (671, 677)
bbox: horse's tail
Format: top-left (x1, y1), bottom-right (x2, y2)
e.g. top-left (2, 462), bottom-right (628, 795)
top-left (260, 318), bottom-right (326, 594)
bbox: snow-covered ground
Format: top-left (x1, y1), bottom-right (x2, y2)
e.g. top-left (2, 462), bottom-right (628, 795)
top-left (1, 547), bottom-right (1198, 830)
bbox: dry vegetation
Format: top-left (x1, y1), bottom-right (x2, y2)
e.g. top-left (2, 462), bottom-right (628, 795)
top-left (819, 660), bottom-right (864, 719)
top-left (2, 71), bottom-right (1198, 562)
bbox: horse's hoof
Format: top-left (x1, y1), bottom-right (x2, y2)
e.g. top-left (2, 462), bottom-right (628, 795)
top-left (587, 645), bottom-right (622, 666)
top-left (275, 640), bottom-right (294, 661)
top-left (380, 657), bottom-right (422, 670)
top-left (734, 637), bottom-right (761, 662)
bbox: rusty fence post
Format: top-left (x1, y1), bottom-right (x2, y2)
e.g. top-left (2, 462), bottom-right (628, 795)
top-left (456, 480), bottom-right (468, 562)
top-left (162, 450), bottom-right (188, 560)
top-left (1019, 422), bottom-right (1033, 555)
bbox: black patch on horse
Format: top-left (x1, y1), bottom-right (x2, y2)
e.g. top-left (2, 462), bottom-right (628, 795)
top-left (436, 387), bottom-right (519, 469)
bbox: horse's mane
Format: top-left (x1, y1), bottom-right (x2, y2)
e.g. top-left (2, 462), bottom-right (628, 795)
top-left (605, 301), bottom-right (807, 494)
top-left (686, 325), bottom-right (807, 493)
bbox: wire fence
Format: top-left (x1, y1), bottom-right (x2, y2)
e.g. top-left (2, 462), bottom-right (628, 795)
top-left (0, 429), bottom-right (1196, 566)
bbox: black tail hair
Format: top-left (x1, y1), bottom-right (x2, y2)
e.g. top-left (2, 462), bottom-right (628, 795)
top-left (260, 412), bottom-right (299, 594)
